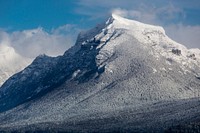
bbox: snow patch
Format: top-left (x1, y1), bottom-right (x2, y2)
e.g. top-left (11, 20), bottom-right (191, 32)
top-left (72, 69), bottom-right (81, 78)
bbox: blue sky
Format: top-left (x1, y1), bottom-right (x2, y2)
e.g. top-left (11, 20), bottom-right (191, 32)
top-left (0, 0), bottom-right (200, 58)
top-left (0, 0), bottom-right (107, 31)
top-left (0, 0), bottom-right (199, 30)
top-left (0, 0), bottom-right (80, 30)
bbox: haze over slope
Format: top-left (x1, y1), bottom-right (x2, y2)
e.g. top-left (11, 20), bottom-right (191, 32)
top-left (0, 14), bottom-right (200, 132)
top-left (0, 45), bottom-right (31, 86)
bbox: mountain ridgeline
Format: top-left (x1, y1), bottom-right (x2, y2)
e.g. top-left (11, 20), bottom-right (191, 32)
top-left (0, 14), bottom-right (200, 132)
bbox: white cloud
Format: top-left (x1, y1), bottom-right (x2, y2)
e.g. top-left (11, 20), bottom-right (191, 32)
top-left (0, 25), bottom-right (80, 58)
top-left (165, 24), bottom-right (200, 49)
top-left (0, 31), bottom-right (11, 46)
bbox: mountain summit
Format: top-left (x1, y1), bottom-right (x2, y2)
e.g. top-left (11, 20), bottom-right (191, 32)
top-left (0, 14), bottom-right (200, 132)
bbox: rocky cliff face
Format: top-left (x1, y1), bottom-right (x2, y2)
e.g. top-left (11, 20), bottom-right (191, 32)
top-left (0, 14), bottom-right (200, 132)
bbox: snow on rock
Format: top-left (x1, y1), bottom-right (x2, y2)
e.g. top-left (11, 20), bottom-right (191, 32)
top-left (189, 48), bottom-right (200, 60)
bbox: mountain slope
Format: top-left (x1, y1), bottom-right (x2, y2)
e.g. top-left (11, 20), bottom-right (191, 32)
top-left (0, 14), bottom-right (200, 132)
top-left (0, 45), bottom-right (31, 86)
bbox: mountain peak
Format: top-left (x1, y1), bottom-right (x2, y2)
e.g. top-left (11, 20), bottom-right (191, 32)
top-left (0, 13), bottom-right (200, 132)
top-left (76, 13), bottom-right (199, 70)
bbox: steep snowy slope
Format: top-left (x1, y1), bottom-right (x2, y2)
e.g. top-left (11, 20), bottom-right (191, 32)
top-left (0, 45), bottom-right (31, 86)
top-left (0, 14), bottom-right (200, 132)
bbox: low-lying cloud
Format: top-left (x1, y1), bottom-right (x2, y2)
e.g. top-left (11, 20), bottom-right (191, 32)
top-left (0, 24), bottom-right (80, 59)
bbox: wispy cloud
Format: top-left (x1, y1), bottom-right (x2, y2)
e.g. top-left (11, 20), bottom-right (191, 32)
top-left (112, 8), bottom-right (158, 25)
top-left (165, 24), bottom-right (200, 49)
top-left (77, 0), bottom-right (200, 11)
top-left (0, 25), bottom-right (80, 58)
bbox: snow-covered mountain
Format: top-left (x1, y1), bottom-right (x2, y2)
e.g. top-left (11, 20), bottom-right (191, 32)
top-left (0, 45), bottom-right (31, 86)
top-left (0, 14), bottom-right (200, 132)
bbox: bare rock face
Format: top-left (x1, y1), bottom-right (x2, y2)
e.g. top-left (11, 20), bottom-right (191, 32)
top-left (0, 14), bottom-right (200, 132)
